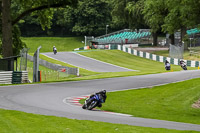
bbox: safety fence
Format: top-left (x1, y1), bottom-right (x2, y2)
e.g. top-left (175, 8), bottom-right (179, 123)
top-left (27, 55), bottom-right (79, 76)
top-left (0, 71), bottom-right (29, 84)
top-left (117, 45), bottom-right (199, 67)
top-left (12, 71), bottom-right (29, 84)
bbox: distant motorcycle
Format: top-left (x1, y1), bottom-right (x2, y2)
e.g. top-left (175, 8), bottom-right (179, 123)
top-left (165, 60), bottom-right (170, 70)
top-left (180, 60), bottom-right (187, 70)
top-left (82, 90), bottom-right (106, 110)
top-left (53, 46), bottom-right (57, 55)
top-left (53, 49), bottom-right (57, 55)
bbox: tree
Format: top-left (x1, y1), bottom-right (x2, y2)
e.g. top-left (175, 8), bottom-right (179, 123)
top-left (1, 0), bottom-right (78, 58)
top-left (62, 0), bottom-right (112, 36)
top-left (142, 0), bottom-right (168, 45)
top-left (111, 0), bottom-right (147, 29)
top-left (111, 0), bottom-right (131, 29)
top-left (2, 0), bottom-right (12, 57)
top-left (143, 0), bottom-right (200, 46)
top-left (161, 0), bottom-right (186, 45)
top-left (126, 0), bottom-right (148, 29)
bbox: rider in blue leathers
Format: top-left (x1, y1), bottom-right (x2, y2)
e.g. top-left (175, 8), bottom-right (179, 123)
top-left (89, 90), bottom-right (107, 108)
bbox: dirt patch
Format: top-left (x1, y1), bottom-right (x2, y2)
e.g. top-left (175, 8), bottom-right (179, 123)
top-left (192, 99), bottom-right (200, 108)
top-left (133, 47), bottom-right (169, 53)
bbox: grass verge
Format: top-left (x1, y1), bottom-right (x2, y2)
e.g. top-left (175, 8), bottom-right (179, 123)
top-left (21, 37), bottom-right (84, 53)
top-left (83, 78), bottom-right (200, 125)
top-left (0, 109), bottom-right (198, 133)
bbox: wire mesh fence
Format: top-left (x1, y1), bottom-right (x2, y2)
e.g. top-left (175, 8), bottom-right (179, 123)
top-left (27, 54), bottom-right (79, 76)
top-left (169, 44), bottom-right (184, 59)
top-left (20, 48), bottom-right (29, 71)
top-left (27, 67), bottom-right (75, 82)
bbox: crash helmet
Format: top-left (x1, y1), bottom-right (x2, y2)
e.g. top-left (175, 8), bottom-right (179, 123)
top-left (102, 90), bottom-right (106, 94)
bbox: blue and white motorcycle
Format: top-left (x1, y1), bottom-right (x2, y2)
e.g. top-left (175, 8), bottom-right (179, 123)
top-left (82, 94), bottom-right (105, 110)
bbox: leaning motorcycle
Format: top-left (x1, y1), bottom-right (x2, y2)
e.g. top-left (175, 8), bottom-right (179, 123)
top-left (181, 63), bottom-right (187, 70)
top-left (82, 94), bottom-right (103, 110)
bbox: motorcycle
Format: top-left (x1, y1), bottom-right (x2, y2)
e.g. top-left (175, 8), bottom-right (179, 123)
top-left (165, 63), bottom-right (170, 70)
top-left (181, 62), bottom-right (187, 70)
top-left (53, 49), bottom-right (57, 55)
top-left (82, 94), bottom-right (104, 110)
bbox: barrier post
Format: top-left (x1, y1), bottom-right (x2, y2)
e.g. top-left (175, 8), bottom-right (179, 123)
top-left (40, 71), bottom-right (42, 82)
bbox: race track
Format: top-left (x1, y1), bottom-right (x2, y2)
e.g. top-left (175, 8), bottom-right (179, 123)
top-left (42, 52), bottom-right (134, 72)
top-left (0, 70), bottom-right (200, 131)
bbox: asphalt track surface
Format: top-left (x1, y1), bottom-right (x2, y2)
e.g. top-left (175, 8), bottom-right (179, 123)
top-left (42, 52), bottom-right (134, 72)
top-left (0, 70), bottom-right (200, 131)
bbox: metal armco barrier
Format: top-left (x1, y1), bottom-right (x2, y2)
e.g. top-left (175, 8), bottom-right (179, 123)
top-left (0, 71), bottom-right (13, 84)
top-left (12, 71), bottom-right (29, 84)
top-left (0, 71), bottom-right (29, 84)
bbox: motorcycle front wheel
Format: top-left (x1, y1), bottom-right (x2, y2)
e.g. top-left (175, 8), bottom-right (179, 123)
top-left (87, 101), bottom-right (98, 110)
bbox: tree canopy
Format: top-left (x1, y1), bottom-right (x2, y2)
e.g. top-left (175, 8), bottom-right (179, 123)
top-left (1, 0), bottom-right (200, 57)
top-left (1, 0), bottom-right (78, 57)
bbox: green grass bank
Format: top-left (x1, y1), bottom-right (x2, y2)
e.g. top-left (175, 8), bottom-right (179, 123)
top-left (22, 37), bottom-right (84, 53)
top-left (0, 109), bottom-right (198, 133)
top-left (81, 78), bottom-right (200, 125)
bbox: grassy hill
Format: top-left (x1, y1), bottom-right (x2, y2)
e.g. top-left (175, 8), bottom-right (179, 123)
top-left (21, 37), bottom-right (84, 53)
top-left (101, 78), bottom-right (200, 124)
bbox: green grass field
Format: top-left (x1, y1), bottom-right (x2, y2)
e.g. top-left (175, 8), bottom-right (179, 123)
top-left (80, 78), bottom-right (200, 125)
top-left (79, 50), bottom-right (196, 73)
top-left (0, 109), bottom-right (198, 133)
top-left (21, 37), bottom-right (84, 53)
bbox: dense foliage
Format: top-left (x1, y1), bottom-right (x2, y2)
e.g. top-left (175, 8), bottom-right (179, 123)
top-left (1, 0), bottom-right (78, 57)
top-left (1, 0), bottom-right (200, 57)
top-left (19, 0), bottom-right (113, 37)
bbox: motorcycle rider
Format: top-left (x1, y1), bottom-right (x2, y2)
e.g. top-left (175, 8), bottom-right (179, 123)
top-left (53, 46), bottom-right (57, 54)
top-left (180, 60), bottom-right (187, 70)
top-left (165, 60), bottom-right (170, 70)
top-left (180, 60), bottom-right (184, 65)
top-left (89, 90), bottom-right (107, 108)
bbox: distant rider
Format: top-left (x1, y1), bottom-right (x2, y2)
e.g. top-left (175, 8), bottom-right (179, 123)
top-left (53, 46), bottom-right (57, 55)
top-left (180, 60), bottom-right (185, 65)
top-left (180, 60), bottom-right (187, 70)
top-left (165, 60), bottom-right (170, 70)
